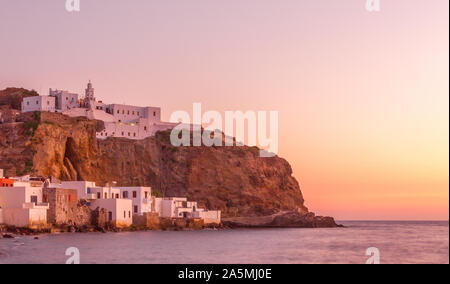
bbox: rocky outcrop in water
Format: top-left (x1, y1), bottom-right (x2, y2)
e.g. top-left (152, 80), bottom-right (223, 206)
top-left (223, 210), bottom-right (340, 228)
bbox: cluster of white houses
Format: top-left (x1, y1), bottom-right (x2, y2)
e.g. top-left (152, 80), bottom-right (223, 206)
top-left (0, 171), bottom-right (221, 228)
top-left (21, 81), bottom-right (177, 140)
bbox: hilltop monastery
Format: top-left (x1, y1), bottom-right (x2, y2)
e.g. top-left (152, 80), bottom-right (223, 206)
top-left (21, 81), bottom-right (177, 140)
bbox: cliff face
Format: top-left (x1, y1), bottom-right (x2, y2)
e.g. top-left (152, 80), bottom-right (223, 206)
top-left (0, 89), bottom-right (318, 218)
top-left (0, 111), bottom-right (309, 217)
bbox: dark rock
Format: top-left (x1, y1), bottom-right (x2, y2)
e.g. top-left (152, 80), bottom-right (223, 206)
top-left (223, 210), bottom-right (340, 228)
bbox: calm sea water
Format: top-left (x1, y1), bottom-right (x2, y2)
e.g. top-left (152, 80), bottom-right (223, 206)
top-left (0, 221), bottom-right (448, 264)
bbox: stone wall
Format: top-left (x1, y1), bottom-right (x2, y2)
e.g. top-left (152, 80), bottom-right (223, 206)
top-left (91, 207), bottom-right (107, 228)
top-left (76, 200), bottom-right (92, 226)
top-left (43, 188), bottom-right (78, 225)
top-left (132, 212), bottom-right (160, 229)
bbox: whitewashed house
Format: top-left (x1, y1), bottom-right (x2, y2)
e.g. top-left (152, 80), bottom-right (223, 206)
top-left (0, 184), bottom-right (49, 228)
top-left (118, 187), bottom-right (152, 215)
top-left (49, 88), bottom-right (79, 112)
top-left (90, 198), bottom-right (133, 228)
top-left (60, 181), bottom-right (98, 200)
top-left (153, 197), bottom-right (221, 224)
top-left (21, 96), bottom-right (56, 113)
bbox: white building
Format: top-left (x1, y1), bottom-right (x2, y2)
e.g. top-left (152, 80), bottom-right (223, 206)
top-left (49, 88), bottom-right (79, 112)
top-left (90, 198), bottom-right (132, 228)
top-left (60, 181), bottom-right (98, 200)
top-left (118, 187), bottom-right (152, 215)
top-left (154, 197), bottom-right (199, 218)
top-left (0, 184), bottom-right (49, 228)
top-left (153, 197), bottom-right (221, 224)
top-left (21, 96), bottom-right (56, 113)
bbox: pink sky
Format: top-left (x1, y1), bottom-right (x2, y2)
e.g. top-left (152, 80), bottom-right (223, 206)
top-left (0, 0), bottom-right (448, 220)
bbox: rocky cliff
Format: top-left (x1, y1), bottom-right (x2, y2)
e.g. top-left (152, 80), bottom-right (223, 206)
top-left (0, 89), bottom-right (337, 226)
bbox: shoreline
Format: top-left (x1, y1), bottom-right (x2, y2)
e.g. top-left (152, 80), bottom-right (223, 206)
top-left (0, 211), bottom-right (342, 238)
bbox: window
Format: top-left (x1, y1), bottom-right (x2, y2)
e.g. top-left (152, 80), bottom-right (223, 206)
top-left (132, 191), bottom-right (137, 198)
top-left (97, 192), bottom-right (101, 199)
top-left (144, 192), bottom-right (148, 198)
top-left (127, 110), bottom-right (130, 115)
top-left (134, 133), bottom-right (136, 137)
top-left (117, 110), bottom-right (120, 114)
top-left (124, 211), bottom-right (126, 218)
top-left (122, 132), bottom-right (124, 136)
top-left (36, 100), bottom-right (39, 104)
top-left (129, 211), bottom-right (131, 218)
top-left (27, 102), bottom-right (29, 106)
top-left (132, 111), bottom-right (135, 115)
top-left (144, 126), bottom-right (147, 131)
top-left (128, 132), bottom-right (131, 137)
top-left (137, 112), bottom-right (140, 116)
top-left (104, 193), bottom-right (107, 199)
top-left (123, 191), bottom-right (128, 198)
top-left (134, 206), bottom-right (138, 213)
top-left (116, 194), bottom-right (119, 198)
top-left (153, 111), bottom-right (156, 117)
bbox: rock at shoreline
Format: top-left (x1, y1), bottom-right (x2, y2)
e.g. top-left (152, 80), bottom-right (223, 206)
top-left (222, 210), bottom-right (341, 228)
top-left (2, 234), bottom-right (15, 239)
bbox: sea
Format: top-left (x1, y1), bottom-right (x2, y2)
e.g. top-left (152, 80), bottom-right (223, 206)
top-left (0, 221), bottom-right (448, 264)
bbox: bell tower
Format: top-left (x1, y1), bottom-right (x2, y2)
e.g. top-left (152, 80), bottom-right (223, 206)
top-left (85, 80), bottom-right (95, 101)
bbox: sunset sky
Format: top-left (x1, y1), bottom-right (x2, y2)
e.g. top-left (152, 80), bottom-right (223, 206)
top-left (0, 0), bottom-right (448, 220)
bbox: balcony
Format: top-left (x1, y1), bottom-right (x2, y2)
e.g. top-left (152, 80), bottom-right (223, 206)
top-left (85, 193), bottom-right (97, 200)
